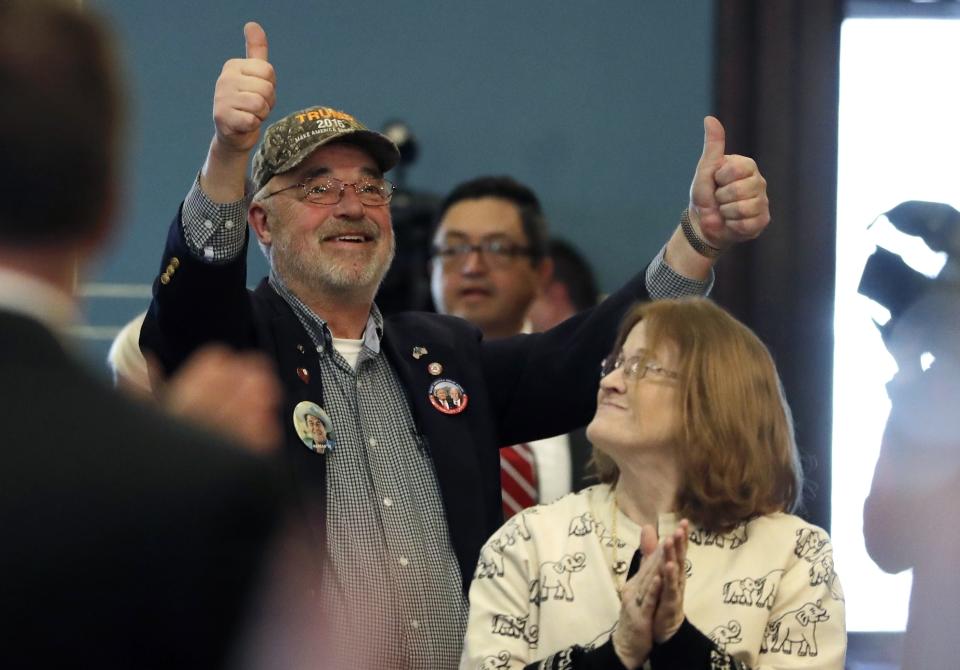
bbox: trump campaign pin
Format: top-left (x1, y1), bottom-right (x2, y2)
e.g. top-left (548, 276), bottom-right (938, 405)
top-left (428, 379), bottom-right (468, 415)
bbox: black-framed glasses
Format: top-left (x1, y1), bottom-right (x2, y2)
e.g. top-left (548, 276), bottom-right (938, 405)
top-left (262, 175), bottom-right (395, 206)
top-left (600, 352), bottom-right (679, 382)
top-left (431, 240), bottom-right (533, 269)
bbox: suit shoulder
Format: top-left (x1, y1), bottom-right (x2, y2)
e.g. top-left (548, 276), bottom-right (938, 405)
top-left (384, 310), bottom-right (482, 340)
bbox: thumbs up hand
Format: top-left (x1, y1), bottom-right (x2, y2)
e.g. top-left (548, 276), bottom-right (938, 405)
top-left (687, 116), bottom-right (769, 251)
top-left (212, 22), bottom-right (276, 155)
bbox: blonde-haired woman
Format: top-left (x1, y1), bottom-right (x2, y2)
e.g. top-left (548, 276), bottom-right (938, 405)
top-left (461, 297), bottom-right (845, 669)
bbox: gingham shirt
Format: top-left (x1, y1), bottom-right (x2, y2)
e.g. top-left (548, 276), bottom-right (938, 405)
top-left (268, 273), bottom-right (466, 669)
top-left (180, 176), bottom-right (712, 668)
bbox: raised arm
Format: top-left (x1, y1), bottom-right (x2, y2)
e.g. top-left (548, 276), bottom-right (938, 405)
top-left (201, 21), bottom-right (276, 203)
top-left (662, 116), bottom-right (770, 281)
top-left (485, 118), bottom-right (772, 446)
top-left (140, 22), bottom-right (277, 373)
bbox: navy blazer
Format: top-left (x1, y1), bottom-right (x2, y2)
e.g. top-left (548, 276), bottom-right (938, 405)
top-left (1, 310), bottom-right (280, 668)
top-left (142, 210), bottom-right (650, 592)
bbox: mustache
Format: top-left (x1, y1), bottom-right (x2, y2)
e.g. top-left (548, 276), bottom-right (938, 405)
top-left (319, 219), bottom-right (382, 240)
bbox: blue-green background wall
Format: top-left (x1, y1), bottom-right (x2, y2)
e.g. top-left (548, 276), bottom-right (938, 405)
top-left (82, 0), bottom-right (714, 367)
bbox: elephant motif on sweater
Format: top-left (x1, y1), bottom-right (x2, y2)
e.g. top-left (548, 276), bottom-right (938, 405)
top-left (531, 553), bottom-right (587, 603)
top-left (491, 613), bottom-right (539, 648)
top-left (689, 522), bottom-right (748, 549)
top-left (722, 570), bottom-right (784, 610)
top-left (708, 620), bottom-right (742, 652)
top-left (762, 600), bottom-right (830, 657)
top-left (794, 528), bottom-right (829, 560)
top-left (477, 650), bottom-right (510, 669)
top-left (475, 514), bottom-right (536, 580)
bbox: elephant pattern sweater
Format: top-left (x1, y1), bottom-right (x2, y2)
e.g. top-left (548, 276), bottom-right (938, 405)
top-left (460, 484), bottom-right (845, 670)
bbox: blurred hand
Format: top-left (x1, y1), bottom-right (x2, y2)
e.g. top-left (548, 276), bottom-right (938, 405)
top-left (688, 116), bottom-right (769, 250)
top-left (162, 344), bottom-right (283, 454)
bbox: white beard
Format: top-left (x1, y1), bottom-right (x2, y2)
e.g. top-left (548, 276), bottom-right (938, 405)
top-left (270, 219), bottom-right (395, 296)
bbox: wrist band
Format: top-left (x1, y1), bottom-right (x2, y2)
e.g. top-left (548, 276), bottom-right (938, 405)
top-left (680, 208), bottom-right (723, 259)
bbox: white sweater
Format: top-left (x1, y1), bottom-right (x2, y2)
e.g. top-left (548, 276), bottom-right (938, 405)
top-left (460, 484), bottom-right (846, 670)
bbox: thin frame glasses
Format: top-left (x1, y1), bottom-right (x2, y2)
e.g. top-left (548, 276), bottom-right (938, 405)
top-left (600, 352), bottom-right (679, 381)
top-left (262, 175), bottom-right (395, 206)
top-left (431, 240), bottom-right (533, 269)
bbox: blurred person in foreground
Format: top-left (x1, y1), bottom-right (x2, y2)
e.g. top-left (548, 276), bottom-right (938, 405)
top-left (0, 2), bottom-right (281, 666)
top-left (107, 310), bottom-right (152, 395)
top-left (107, 309), bottom-right (284, 454)
top-left (462, 298), bottom-right (846, 669)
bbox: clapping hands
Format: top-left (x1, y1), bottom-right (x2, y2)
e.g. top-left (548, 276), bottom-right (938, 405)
top-left (611, 520), bottom-right (690, 669)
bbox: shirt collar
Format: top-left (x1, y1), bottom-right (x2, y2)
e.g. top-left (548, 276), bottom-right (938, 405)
top-left (268, 269), bottom-right (384, 354)
top-left (0, 266), bottom-right (78, 332)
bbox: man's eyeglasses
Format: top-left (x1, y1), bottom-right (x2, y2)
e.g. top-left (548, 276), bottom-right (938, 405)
top-left (261, 175), bottom-right (395, 207)
top-left (431, 240), bottom-right (533, 269)
top-left (600, 352), bottom-right (679, 382)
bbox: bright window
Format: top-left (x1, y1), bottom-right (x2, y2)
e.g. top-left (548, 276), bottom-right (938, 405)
top-left (834, 15), bottom-right (958, 632)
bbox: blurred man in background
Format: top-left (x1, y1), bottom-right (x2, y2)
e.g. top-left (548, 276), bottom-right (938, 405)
top-left (430, 178), bottom-right (588, 511)
top-left (528, 237), bottom-right (601, 333)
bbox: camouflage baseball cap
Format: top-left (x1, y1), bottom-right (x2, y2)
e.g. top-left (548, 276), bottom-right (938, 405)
top-left (251, 106), bottom-right (400, 194)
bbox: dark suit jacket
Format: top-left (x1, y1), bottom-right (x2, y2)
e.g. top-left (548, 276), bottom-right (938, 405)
top-left (0, 310), bottom-right (280, 668)
top-left (142, 212), bottom-right (650, 593)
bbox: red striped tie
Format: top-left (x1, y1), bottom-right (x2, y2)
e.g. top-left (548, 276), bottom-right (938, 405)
top-left (500, 443), bottom-right (538, 519)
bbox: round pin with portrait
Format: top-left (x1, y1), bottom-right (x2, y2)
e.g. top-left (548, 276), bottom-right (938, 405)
top-left (428, 379), bottom-right (468, 415)
top-left (293, 401), bottom-right (336, 454)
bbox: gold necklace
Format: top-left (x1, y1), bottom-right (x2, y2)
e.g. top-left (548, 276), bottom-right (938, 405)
top-left (589, 486), bottom-right (632, 596)
top-left (608, 487), bottom-right (629, 595)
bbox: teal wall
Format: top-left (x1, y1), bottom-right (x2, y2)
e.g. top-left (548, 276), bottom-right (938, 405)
top-left (81, 0), bottom-right (714, 365)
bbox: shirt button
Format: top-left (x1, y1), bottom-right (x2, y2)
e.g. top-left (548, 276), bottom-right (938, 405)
top-left (224, 219), bottom-right (235, 229)
top-left (316, 345), bottom-right (323, 353)
top-left (398, 556), bottom-right (409, 567)
top-left (369, 437), bottom-right (378, 447)
top-left (383, 497), bottom-right (393, 507)
top-left (203, 219), bottom-right (214, 230)
top-left (410, 620), bottom-right (420, 630)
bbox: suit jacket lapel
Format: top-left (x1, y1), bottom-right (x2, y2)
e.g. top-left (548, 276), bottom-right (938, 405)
top-left (253, 282), bottom-right (330, 539)
top-left (380, 320), bottom-right (489, 588)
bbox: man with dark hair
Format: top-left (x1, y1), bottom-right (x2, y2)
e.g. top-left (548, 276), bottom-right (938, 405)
top-left (527, 237), bottom-right (603, 492)
top-left (431, 176), bottom-right (552, 340)
top-left (529, 238), bottom-right (602, 332)
top-left (141, 21), bottom-right (771, 668)
top-left (0, 2), bottom-right (281, 667)
top-left (430, 178), bottom-right (589, 512)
